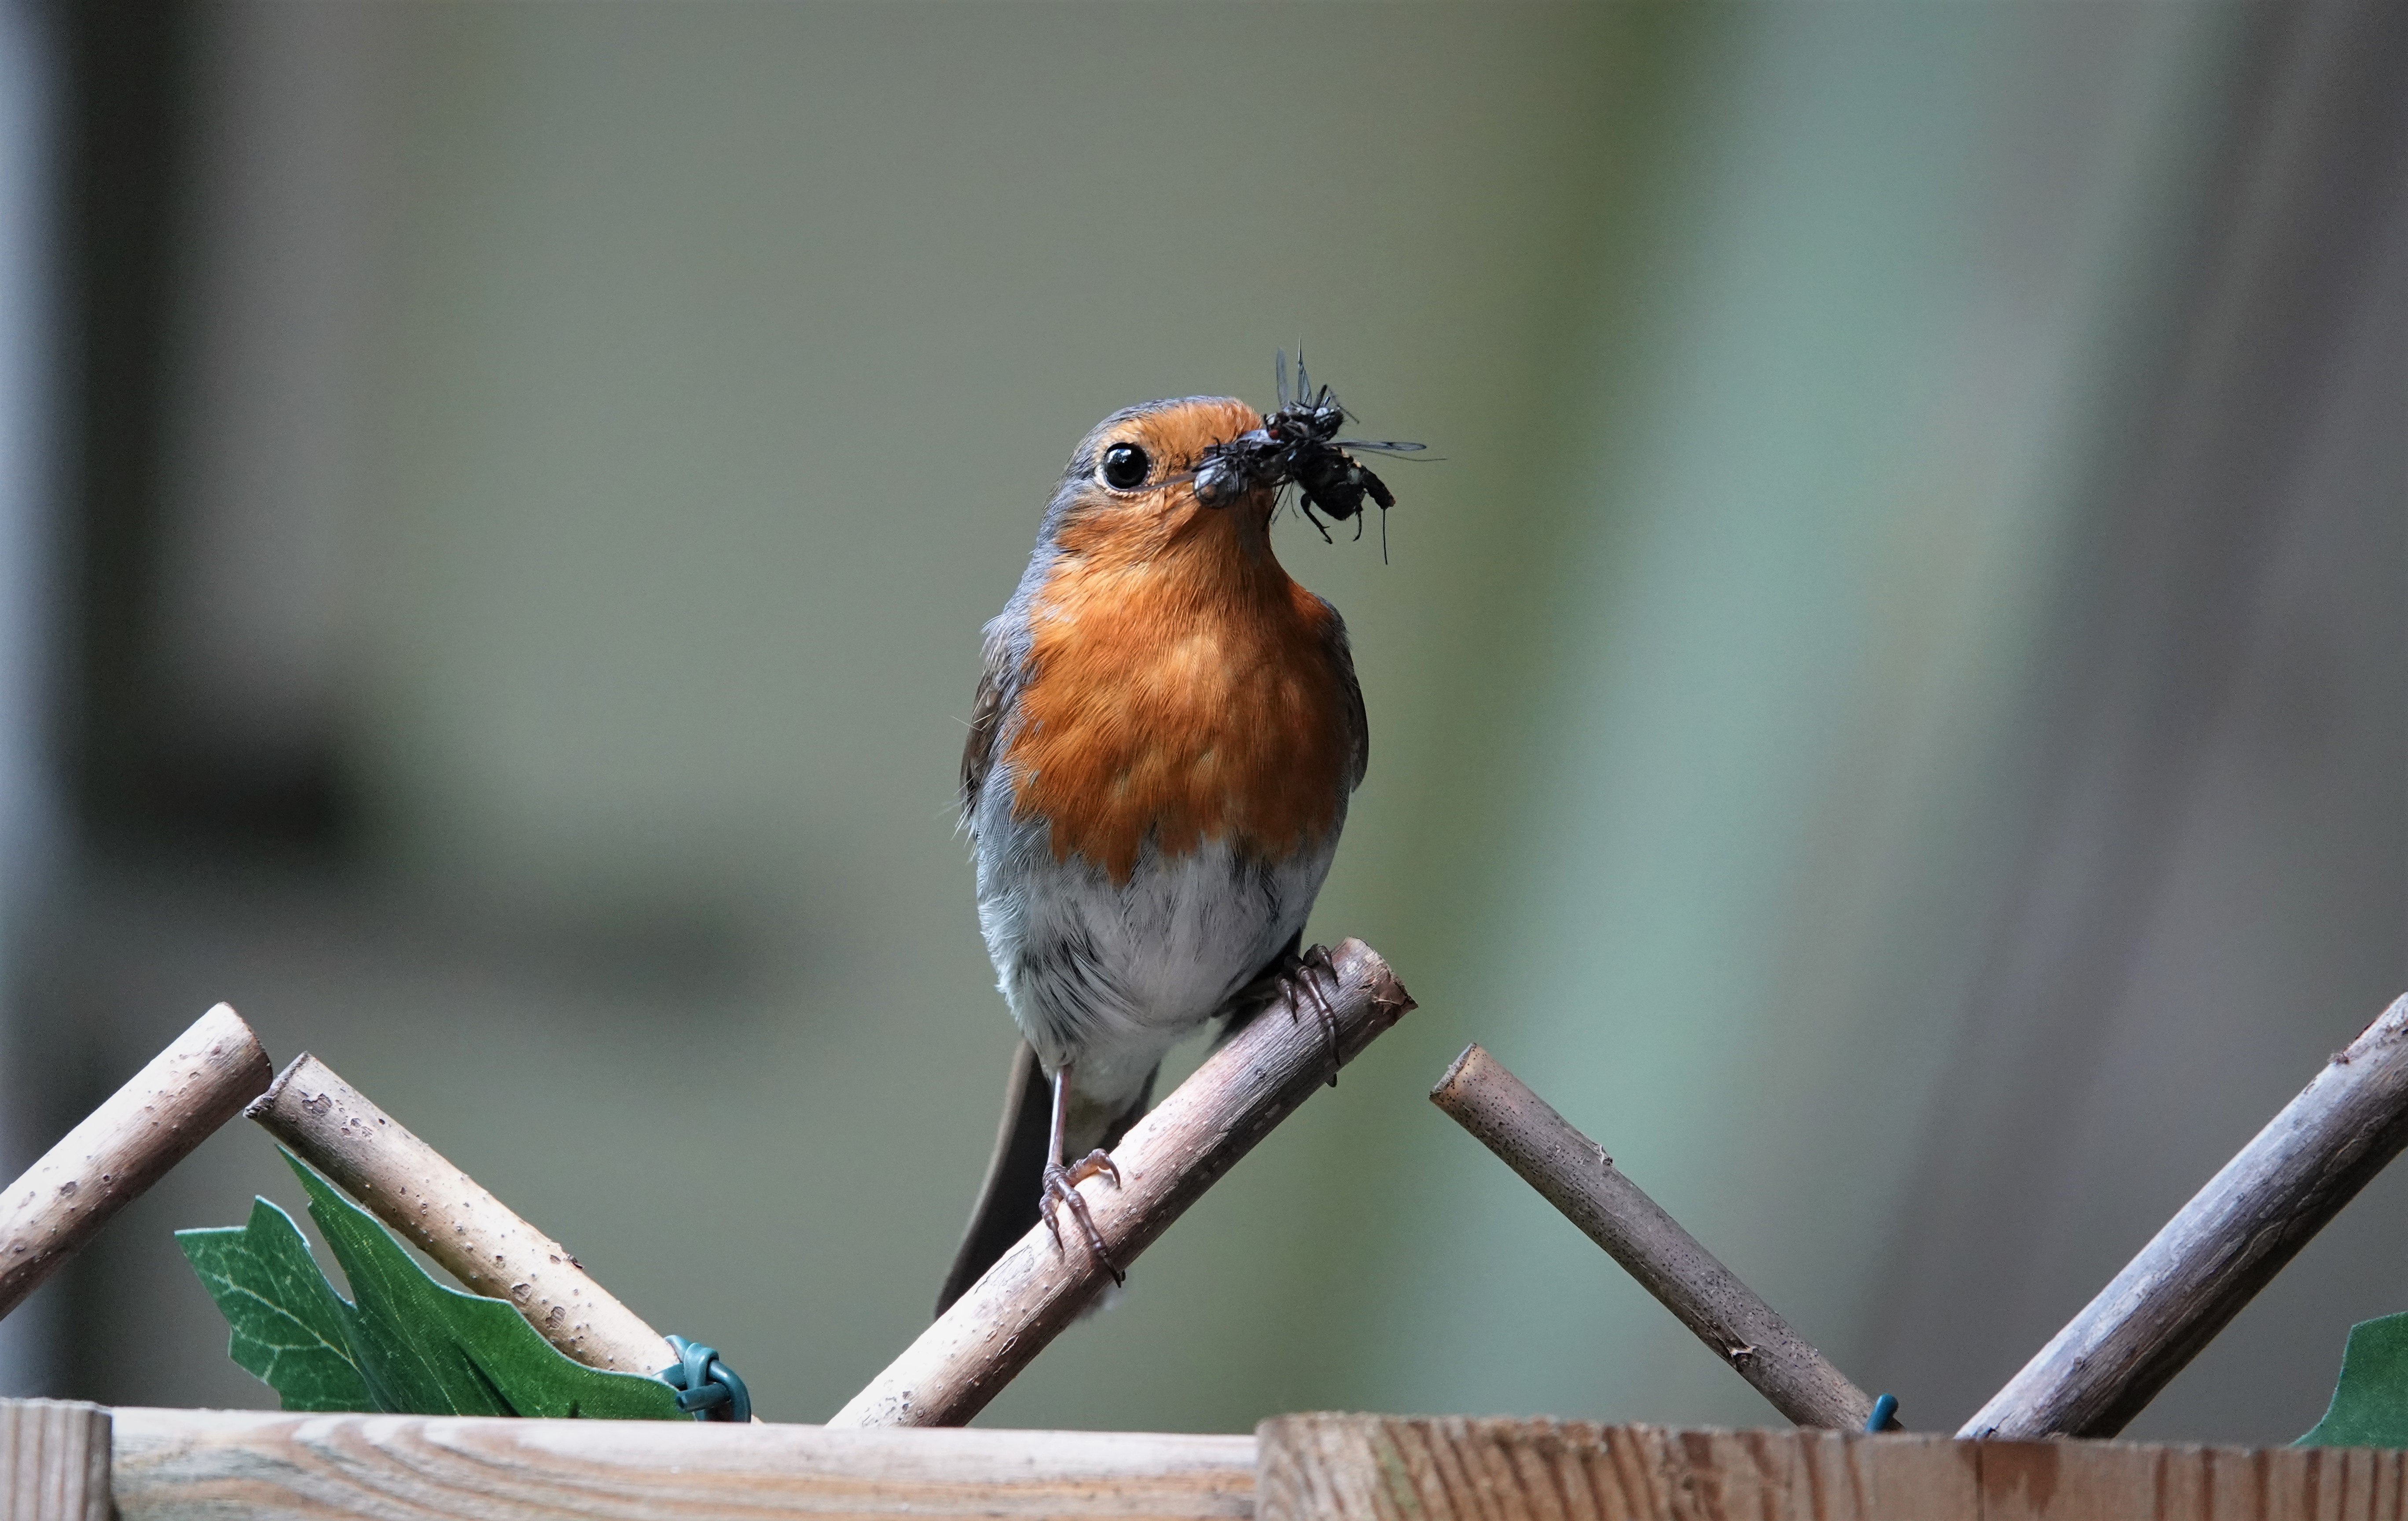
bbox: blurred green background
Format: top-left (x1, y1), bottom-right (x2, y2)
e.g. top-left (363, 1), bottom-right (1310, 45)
top-left (0, 0), bottom-right (2400, 1445)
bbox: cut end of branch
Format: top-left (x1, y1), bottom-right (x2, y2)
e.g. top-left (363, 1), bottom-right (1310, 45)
top-left (0, 1003), bottom-right (276, 1321)
top-left (1343, 939), bottom-right (1417, 1021)
top-left (1429, 1043), bottom-right (1484, 1106)
top-left (246, 1052), bottom-right (315, 1120)
top-left (2338, 992), bottom-right (2408, 1065)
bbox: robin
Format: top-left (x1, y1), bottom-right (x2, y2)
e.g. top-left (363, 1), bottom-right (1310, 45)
top-left (937, 386), bottom-right (1392, 1315)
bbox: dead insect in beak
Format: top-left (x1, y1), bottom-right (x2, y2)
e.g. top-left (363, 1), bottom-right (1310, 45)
top-left (1194, 350), bottom-right (1425, 551)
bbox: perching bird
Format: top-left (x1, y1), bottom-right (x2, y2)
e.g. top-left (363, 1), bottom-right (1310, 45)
top-left (938, 382), bottom-right (1402, 1315)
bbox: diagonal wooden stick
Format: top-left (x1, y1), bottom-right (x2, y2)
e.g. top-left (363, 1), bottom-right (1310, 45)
top-left (247, 1054), bottom-right (675, 1377)
top-left (0, 1005), bottom-right (271, 1323)
top-left (1431, 1043), bottom-right (1882, 1430)
top-left (830, 937), bottom-right (1413, 1429)
top-left (1962, 990), bottom-right (2408, 1440)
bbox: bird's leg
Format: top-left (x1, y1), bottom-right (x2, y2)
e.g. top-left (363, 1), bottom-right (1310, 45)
top-left (1277, 944), bottom-right (1344, 1087)
top-left (1039, 1063), bottom-right (1124, 1285)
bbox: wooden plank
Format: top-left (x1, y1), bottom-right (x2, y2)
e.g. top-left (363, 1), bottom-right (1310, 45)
top-left (108, 1407), bottom-right (1256, 1521)
top-left (87, 1406), bottom-right (2408, 1521)
top-left (1976, 1437), bottom-right (2408, 1521)
top-left (1980, 1437), bottom-right (2172, 1521)
top-left (1257, 1416), bottom-right (2408, 1521)
top-left (2207, 1443), bottom-right (2408, 1521)
top-left (0, 1399), bottom-right (111, 1521)
top-left (1786, 1427), bottom-right (1982, 1521)
top-left (1255, 1416), bottom-right (1978, 1521)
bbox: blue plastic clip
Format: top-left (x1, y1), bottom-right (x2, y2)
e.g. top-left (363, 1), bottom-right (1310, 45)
top-left (1865, 1392), bottom-right (1901, 1433)
top-left (661, 1334), bottom-right (752, 1422)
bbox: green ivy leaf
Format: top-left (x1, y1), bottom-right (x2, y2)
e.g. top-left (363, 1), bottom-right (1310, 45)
top-left (177, 1198), bottom-right (373, 1411)
top-left (286, 1153), bottom-right (682, 1419)
top-left (2298, 1312), bottom-right (2408, 1448)
top-left (180, 1150), bottom-right (684, 1421)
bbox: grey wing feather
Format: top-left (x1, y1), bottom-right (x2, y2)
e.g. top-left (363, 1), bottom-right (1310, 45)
top-left (960, 633), bottom-right (1014, 823)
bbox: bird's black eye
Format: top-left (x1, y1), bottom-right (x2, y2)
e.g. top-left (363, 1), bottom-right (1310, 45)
top-left (1100, 442), bottom-right (1149, 490)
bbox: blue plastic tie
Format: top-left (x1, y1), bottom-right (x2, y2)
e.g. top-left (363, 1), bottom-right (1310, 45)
top-left (1865, 1392), bottom-right (1901, 1433)
top-left (660, 1335), bottom-right (752, 1423)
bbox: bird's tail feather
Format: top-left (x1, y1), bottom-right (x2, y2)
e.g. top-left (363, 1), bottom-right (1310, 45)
top-left (935, 1040), bottom-right (1153, 1318)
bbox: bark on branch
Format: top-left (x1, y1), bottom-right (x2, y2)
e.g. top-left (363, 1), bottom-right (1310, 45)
top-left (247, 1054), bottom-right (675, 1377)
top-left (1961, 990), bottom-right (2408, 1440)
top-left (830, 937), bottom-right (1414, 1429)
top-left (0, 1004), bottom-right (271, 1322)
top-left (1430, 1043), bottom-right (1879, 1430)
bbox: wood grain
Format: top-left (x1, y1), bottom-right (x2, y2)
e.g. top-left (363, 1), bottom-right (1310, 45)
top-left (1977, 1439), bottom-right (2408, 1521)
top-left (831, 939), bottom-right (1413, 1428)
top-left (0, 1400), bottom-right (110, 1521)
top-left (247, 1054), bottom-right (675, 1376)
top-left (109, 1406), bottom-right (1256, 1521)
top-left (1258, 1415), bottom-right (1975, 1521)
top-left (1963, 991), bottom-right (2408, 1440)
top-left (0, 1003), bottom-right (271, 1321)
top-left (1256, 1415), bottom-right (2408, 1521)
top-left (1430, 1043), bottom-right (1877, 1430)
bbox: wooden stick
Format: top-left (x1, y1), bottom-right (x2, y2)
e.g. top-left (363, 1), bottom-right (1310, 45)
top-left (109, 1405), bottom-right (1256, 1521)
top-left (247, 1054), bottom-right (674, 1377)
top-left (0, 1004), bottom-right (271, 1322)
top-left (830, 937), bottom-right (1414, 1429)
top-left (1960, 990), bottom-right (2408, 1440)
top-left (1430, 1043), bottom-right (1879, 1430)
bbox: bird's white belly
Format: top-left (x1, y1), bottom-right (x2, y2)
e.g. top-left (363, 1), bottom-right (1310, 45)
top-left (976, 829), bottom-right (1337, 1106)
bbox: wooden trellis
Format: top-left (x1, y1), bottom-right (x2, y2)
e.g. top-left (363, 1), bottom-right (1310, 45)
top-left (6, 977), bottom-right (2408, 1521)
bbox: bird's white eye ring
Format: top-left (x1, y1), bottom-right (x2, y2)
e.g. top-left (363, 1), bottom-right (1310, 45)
top-left (1100, 442), bottom-right (1149, 491)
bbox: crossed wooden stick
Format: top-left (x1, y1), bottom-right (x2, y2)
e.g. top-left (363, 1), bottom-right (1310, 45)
top-left (3, 959), bottom-right (2403, 1434)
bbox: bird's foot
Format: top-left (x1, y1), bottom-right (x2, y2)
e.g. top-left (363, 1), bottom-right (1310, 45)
top-left (1278, 944), bottom-right (1343, 1087)
top-left (1040, 1150), bottom-right (1124, 1285)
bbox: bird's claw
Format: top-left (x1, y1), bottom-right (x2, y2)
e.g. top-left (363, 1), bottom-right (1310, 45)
top-left (1281, 944), bottom-right (1343, 1087)
top-left (1040, 1150), bottom-right (1124, 1285)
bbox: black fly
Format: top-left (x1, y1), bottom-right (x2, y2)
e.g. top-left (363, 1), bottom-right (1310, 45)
top-left (1193, 351), bottom-right (1424, 554)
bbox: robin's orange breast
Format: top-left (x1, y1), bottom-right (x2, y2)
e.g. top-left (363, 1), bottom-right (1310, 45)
top-left (1006, 547), bottom-right (1350, 886)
